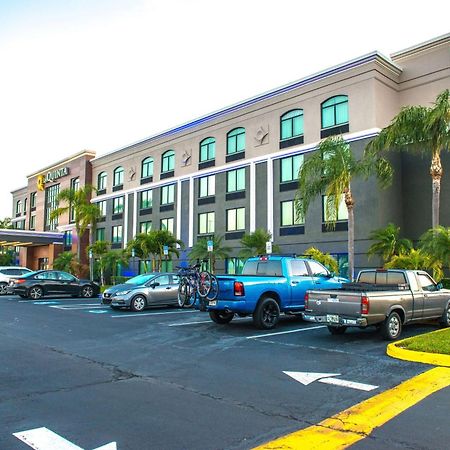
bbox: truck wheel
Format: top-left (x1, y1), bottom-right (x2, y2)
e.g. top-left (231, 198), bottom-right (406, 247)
top-left (327, 326), bottom-right (347, 335)
top-left (209, 310), bottom-right (234, 324)
top-left (253, 297), bottom-right (280, 330)
top-left (439, 303), bottom-right (450, 327)
top-left (381, 312), bottom-right (402, 340)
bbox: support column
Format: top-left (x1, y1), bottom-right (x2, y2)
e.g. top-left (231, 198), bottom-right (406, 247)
top-left (249, 162), bottom-right (256, 233)
top-left (267, 158), bottom-right (274, 238)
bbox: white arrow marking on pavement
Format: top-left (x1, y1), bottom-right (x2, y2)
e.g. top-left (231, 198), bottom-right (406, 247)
top-left (284, 371), bottom-right (379, 391)
top-left (13, 427), bottom-right (117, 450)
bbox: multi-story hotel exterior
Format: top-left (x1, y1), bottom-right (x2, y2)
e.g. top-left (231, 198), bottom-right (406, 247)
top-left (10, 34), bottom-right (450, 275)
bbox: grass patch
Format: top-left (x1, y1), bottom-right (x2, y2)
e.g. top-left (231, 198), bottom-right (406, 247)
top-left (400, 329), bottom-right (450, 355)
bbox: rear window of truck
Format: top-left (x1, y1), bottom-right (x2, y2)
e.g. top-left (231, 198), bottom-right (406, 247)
top-left (242, 261), bottom-right (283, 276)
top-left (358, 271), bottom-right (406, 284)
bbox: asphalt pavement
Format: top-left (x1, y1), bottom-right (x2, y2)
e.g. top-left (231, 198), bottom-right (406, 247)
top-left (0, 295), bottom-right (449, 450)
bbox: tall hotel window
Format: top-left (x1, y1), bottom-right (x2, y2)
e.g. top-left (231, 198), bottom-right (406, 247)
top-left (226, 258), bottom-right (245, 275)
top-left (113, 197), bottom-right (124, 215)
top-left (30, 192), bottom-right (36, 210)
top-left (98, 200), bottom-right (107, 217)
top-left (24, 198), bottom-right (27, 214)
top-left (161, 184), bottom-right (175, 205)
top-left (160, 218), bottom-right (174, 234)
top-left (227, 168), bottom-right (245, 193)
top-left (64, 231), bottom-right (73, 249)
top-left (322, 194), bottom-right (348, 231)
top-left (198, 212), bottom-right (215, 235)
top-left (280, 154), bottom-right (303, 190)
top-left (140, 221), bottom-right (152, 234)
top-left (161, 150), bottom-right (175, 176)
top-left (113, 167), bottom-right (124, 190)
top-left (112, 225), bottom-right (123, 244)
top-left (98, 172), bottom-right (107, 192)
top-left (227, 128), bottom-right (245, 156)
top-left (321, 95), bottom-right (349, 138)
top-left (141, 157), bottom-right (154, 183)
top-left (199, 138), bottom-right (215, 163)
top-left (226, 207), bottom-right (245, 232)
top-left (140, 189), bottom-right (153, 210)
top-left (199, 175), bottom-right (215, 198)
top-left (281, 200), bottom-right (304, 227)
top-left (69, 177), bottom-right (80, 222)
top-left (280, 109), bottom-right (304, 148)
top-left (16, 200), bottom-right (22, 217)
top-left (29, 214), bottom-right (36, 230)
top-left (44, 184), bottom-right (60, 231)
top-left (96, 228), bottom-right (105, 241)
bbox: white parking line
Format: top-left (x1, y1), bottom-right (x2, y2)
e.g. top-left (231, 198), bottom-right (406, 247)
top-left (111, 310), bottom-right (198, 318)
top-left (246, 325), bottom-right (326, 339)
top-left (168, 317), bottom-right (251, 327)
top-left (49, 304), bottom-right (106, 310)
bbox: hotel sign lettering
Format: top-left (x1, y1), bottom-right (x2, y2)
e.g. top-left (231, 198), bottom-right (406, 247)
top-left (37, 167), bottom-right (70, 190)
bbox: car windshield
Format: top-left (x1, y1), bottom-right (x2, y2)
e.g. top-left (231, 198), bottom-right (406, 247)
top-left (21, 271), bottom-right (39, 278)
top-left (125, 273), bottom-right (157, 285)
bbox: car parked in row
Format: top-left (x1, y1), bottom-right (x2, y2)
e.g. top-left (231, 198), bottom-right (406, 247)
top-left (11, 270), bottom-right (99, 299)
top-left (102, 272), bottom-right (179, 312)
top-left (0, 266), bottom-right (32, 295)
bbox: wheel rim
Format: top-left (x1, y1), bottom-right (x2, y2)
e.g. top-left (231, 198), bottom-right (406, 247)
top-left (133, 297), bottom-right (145, 311)
top-left (30, 287), bottom-right (42, 300)
top-left (446, 306), bottom-right (450, 324)
top-left (83, 286), bottom-right (93, 297)
top-left (0, 283), bottom-right (7, 295)
top-left (389, 315), bottom-right (400, 337)
top-left (262, 303), bottom-right (278, 325)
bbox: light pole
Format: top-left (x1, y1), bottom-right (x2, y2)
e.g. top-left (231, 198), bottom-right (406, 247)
top-left (131, 247), bottom-right (136, 275)
top-left (89, 248), bottom-right (94, 281)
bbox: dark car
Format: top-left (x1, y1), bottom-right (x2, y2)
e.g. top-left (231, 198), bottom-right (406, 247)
top-left (102, 272), bottom-right (179, 312)
top-left (12, 270), bottom-right (100, 300)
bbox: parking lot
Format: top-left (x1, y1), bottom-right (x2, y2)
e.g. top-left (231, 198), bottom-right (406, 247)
top-left (1, 294), bottom-right (449, 450)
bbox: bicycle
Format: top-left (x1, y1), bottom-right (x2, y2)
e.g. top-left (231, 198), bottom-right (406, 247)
top-left (177, 261), bottom-right (215, 308)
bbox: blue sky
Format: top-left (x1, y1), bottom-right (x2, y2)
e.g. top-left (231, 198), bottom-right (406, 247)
top-left (0, 0), bottom-right (448, 217)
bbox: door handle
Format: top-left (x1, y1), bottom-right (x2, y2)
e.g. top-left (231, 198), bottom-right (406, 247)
top-left (291, 281), bottom-right (299, 285)
top-left (165, 287), bottom-right (171, 290)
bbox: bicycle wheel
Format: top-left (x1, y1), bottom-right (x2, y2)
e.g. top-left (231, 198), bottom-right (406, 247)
top-left (177, 277), bottom-right (190, 308)
top-left (206, 274), bottom-right (219, 301)
top-left (197, 271), bottom-right (212, 298)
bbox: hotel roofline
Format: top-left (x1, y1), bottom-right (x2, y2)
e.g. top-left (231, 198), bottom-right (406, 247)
top-left (91, 51), bottom-right (402, 164)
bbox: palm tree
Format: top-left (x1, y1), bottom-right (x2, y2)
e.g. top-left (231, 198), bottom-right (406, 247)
top-left (367, 223), bottom-right (413, 263)
top-left (239, 229), bottom-right (281, 259)
top-left (126, 233), bottom-right (157, 272)
top-left (420, 226), bottom-right (450, 270)
top-left (50, 185), bottom-right (100, 260)
top-left (87, 240), bottom-right (111, 285)
top-left (303, 247), bottom-right (338, 274)
top-left (366, 89), bottom-right (450, 228)
top-left (0, 217), bottom-right (12, 229)
top-left (104, 249), bottom-right (129, 284)
top-left (189, 235), bottom-right (231, 272)
top-left (53, 251), bottom-right (76, 273)
top-left (385, 248), bottom-right (443, 281)
top-left (295, 136), bottom-right (392, 280)
top-left (153, 230), bottom-right (184, 271)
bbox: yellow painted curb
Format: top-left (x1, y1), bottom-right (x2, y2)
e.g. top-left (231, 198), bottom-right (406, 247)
top-left (253, 367), bottom-right (450, 449)
top-left (387, 328), bottom-right (450, 367)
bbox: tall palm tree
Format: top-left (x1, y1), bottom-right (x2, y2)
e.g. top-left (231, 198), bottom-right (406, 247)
top-left (295, 136), bottom-right (392, 280)
top-left (367, 223), bottom-right (413, 263)
top-left (189, 235), bottom-right (231, 272)
top-left (366, 89), bottom-right (450, 228)
top-left (420, 226), bottom-right (450, 270)
top-left (126, 233), bottom-right (156, 272)
top-left (153, 230), bottom-right (184, 272)
top-left (87, 240), bottom-right (111, 285)
top-left (239, 229), bottom-right (280, 259)
top-left (50, 185), bottom-right (100, 260)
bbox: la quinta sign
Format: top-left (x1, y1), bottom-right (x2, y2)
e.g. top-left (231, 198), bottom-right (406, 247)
top-left (37, 167), bottom-right (70, 190)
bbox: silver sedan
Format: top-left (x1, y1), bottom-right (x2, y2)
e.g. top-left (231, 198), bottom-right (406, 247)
top-left (102, 273), bottom-right (179, 312)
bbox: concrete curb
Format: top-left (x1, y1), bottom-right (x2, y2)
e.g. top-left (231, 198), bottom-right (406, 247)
top-left (387, 328), bottom-right (450, 367)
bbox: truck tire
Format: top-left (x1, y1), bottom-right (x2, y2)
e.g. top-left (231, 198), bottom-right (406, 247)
top-left (381, 311), bottom-right (402, 340)
top-left (253, 297), bottom-right (280, 330)
top-left (439, 303), bottom-right (450, 327)
top-left (327, 326), bottom-right (347, 335)
top-left (209, 310), bottom-right (234, 324)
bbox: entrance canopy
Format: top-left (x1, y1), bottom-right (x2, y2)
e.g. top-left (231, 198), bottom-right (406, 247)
top-left (0, 229), bottom-right (64, 247)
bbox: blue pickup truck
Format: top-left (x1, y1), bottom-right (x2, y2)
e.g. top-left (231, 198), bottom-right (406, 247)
top-left (203, 255), bottom-right (347, 329)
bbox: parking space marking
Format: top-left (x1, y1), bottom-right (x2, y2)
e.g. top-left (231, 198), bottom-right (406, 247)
top-left (111, 310), bottom-right (198, 318)
top-left (168, 316), bottom-right (250, 327)
top-left (254, 366), bottom-right (450, 449)
top-left (49, 304), bottom-right (106, 310)
top-left (246, 325), bottom-right (326, 339)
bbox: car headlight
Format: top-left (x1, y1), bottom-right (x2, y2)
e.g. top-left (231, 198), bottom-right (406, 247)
top-left (115, 290), bottom-right (131, 296)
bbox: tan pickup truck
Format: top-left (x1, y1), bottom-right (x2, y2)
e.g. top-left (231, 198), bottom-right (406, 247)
top-left (303, 269), bottom-right (450, 340)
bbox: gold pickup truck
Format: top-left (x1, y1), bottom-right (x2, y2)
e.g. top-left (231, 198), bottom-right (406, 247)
top-left (303, 269), bottom-right (450, 340)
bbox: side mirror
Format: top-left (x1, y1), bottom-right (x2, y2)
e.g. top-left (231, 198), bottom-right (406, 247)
top-left (150, 282), bottom-right (160, 289)
top-left (437, 282), bottom-right (443, 290)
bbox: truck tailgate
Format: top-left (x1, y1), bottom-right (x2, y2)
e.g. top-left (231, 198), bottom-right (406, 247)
top-left (306, 290), bottom-right (363, 316)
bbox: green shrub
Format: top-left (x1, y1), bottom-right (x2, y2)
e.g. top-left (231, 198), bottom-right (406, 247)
top-left (442, 278), bottom-right (450, 289)
top-left (111, 276), bottom-right (132, 285)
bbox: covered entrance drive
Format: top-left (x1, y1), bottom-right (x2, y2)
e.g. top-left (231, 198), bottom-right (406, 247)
top-left (0, 229), bottom-right (64, 271)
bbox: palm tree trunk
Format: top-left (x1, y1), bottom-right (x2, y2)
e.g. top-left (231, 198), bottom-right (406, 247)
top-left (344, 188), bottom-right (355, 281)
top-left (430, 152), bottom-right (442, 229)
top-left (76, 226), bottom-right (82, 261)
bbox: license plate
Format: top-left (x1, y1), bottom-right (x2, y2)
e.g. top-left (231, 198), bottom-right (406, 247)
top-left (209, 300), bottom-right (217, 306)
top-left (327, 297), bottom-right (339, 302)
top-left (327, 314), bottom-right (339, 323)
